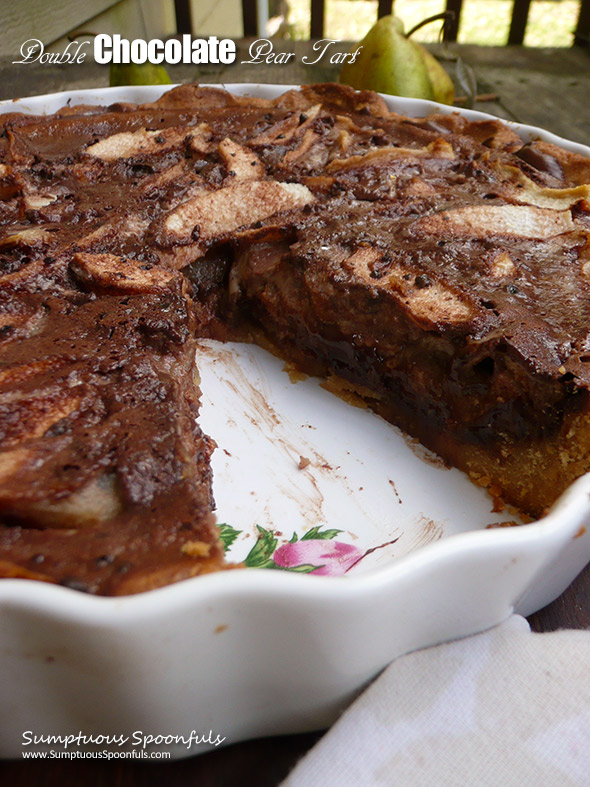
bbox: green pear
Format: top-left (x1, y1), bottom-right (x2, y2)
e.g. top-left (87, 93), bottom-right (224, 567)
top-left (415, 43), bottom-right (455, 105)
top-left (340, 15), bottom-right (434, 101)
top-left (340, 15), bottom-right (455, 105)
top-left (109, 63), bottom-right (172, 87)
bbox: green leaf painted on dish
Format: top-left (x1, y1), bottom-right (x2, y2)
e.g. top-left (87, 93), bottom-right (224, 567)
top-left (268, 562), bottom-right (320, 573)
top-left (218, 523), bottom-right (242, 552)
top-left (300, 526), bottom-right (343, 541)
top-left (243, 525), bottom-right (278, 568)
top-left (282, 563), bottom-right (322, 573)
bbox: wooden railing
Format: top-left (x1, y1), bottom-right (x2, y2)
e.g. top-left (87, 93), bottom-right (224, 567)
top-left (175, 0), bottom-right (590, 47)
top-left (443, 0), bottom-right (590, 45)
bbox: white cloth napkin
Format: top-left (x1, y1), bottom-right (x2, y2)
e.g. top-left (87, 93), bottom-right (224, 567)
top-left (281, 616), bottom-right (590, 787)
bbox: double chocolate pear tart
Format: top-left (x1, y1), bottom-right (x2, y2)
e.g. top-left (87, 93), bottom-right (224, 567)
top-left (1, 83), bottom-right (590, 594)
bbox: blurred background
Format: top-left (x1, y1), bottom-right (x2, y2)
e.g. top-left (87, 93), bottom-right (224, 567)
top-left (2, 0), bottom-right (589, 56)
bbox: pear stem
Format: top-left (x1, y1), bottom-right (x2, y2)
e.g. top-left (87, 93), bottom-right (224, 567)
top-left (406, 12), bottom-right (455, 40)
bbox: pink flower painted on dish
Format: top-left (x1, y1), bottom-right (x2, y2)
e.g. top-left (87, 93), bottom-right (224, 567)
top-left (273, 539), bottom-right (364, 576)
top-left (220, 523), bottom-right (399, 575)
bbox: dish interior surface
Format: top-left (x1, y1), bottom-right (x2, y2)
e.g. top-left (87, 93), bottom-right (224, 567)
top-left (198, 339), bottom-right (523, 575)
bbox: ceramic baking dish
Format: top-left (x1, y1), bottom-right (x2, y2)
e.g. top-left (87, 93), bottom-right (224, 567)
top-left (1, 84), bottom-right (589, 760)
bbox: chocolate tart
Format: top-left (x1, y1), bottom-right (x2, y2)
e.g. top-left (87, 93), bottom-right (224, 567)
top-left (1, 83), bottom-right (590, 593)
